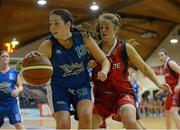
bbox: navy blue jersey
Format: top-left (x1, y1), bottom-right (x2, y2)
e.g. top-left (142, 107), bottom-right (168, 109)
top-left (131, 81), bottom-right (139, 101)
top-left (0, 68), bottom-right (18, 103)
top-left (48, 32), bottom-right (90, 88)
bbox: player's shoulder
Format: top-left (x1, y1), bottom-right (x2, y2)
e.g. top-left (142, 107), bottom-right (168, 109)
top-left (39, 39), bottom-right (52, 51)
top-left (9, 68), bottom-right (19, 74)
top-left (41, 39), bottom-right (52, 46)
top-left (168, 59), bottom-right (176, 65)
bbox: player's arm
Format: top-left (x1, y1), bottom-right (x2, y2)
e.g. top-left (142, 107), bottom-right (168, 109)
top-left (24, 40), bottom-right (52, 60)
top-left (137, 81), bottom-right (145, 96)
top-left (11, 74), bottom-right (23, 97)
top-left (38, 40), bottom-right (52, 59)
top-left (84, 35), bottom-right (110, 81)
top-left (168, 60), bottom-right (180, 89)
top-left (126, 43), bottom-right (165, 89)
top-left (16, 74), bottom-right (23, 93)
top-left (168, 60), bottom-right (180, 76)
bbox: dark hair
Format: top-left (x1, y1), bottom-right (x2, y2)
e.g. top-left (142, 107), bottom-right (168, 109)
top-left (0, 50), bottom-right (8, 56)
top-left (50, 9), bottom-right (75, 31)
top-left (159, 49), bottom-right (168, 56)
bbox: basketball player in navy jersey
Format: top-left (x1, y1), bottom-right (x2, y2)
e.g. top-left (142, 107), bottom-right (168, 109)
top-left (156, 49), bottom-right (180, 129)
top-left (90, 13), bottom-right (170, 129)
top-left (26, 9), bottom-right (110, 129)
top-left (0, 50), bottom-right (25, 130)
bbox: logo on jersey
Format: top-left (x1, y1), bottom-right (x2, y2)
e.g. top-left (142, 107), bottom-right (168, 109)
top-left (0, 82), bottom-right (11, 93)
top-left (15, 114), bottom-right (21, 122)
top-left (76, 87), bottom-right (88, 97)
top-left (56, 100), bottom-right (67, 105)
top-left (68, 88), bottom-right (76, 95)
top-left (9, 73), bottom-right (15, 80)
top-left (56, 49), bottom-right (62, 54)
top-left (59, 62), bottom-right (84, 77)
top-left (112, 63), bottom-right (121, 69)
top-left (68, 87), bottom-right (88, 97)
top-left (75, 44), bottom-right (87, 59)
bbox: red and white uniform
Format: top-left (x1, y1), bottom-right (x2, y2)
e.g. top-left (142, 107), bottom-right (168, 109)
top-left (92, 39), bottom-right (135, 119)
top-left (163, 58), bottom-right (180, 110)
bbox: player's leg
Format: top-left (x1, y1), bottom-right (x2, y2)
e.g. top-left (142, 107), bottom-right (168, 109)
top-left (72, 82), bottom-right (93, 129)
top-left (53, 111), bottom-right (71, 129)
top-left (0, 105), bottom-right (5, 128)
top-left (92, 113), bottom-right (104, 129)
top-left (118, 95), bottom-right (142, 129)
top-left (77, 99), bottom-right (93, 129)
top-left (8, 103), bottom-right (25, 130)
top-left (170, 90), bottom-right (180, 129)
top-left (47, 85), bottom-right (71, 129)
top-left (164, 110), bottom-right (172, 129)
top-left (170, 107), bottom-right (180, 129)
top-left (164, 94), bottom-right (173, 129)
top-left (0, 116), bottom-right (4, 128)
top-left (99, 119), bottom-right (107, 129)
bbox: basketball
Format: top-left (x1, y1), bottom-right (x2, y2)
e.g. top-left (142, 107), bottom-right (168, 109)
top-left (21, 55), bottom-right (53, 86)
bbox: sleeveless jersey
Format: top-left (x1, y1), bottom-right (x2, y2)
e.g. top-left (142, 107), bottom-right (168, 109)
top-left (48, 32), bottom-right (90, 88)
top-left (163, 59), bottom-right (179, 90)
top-left (0, 68), bottom-right (18, 103)
top-left (92, 40), bottom-right (134, 95)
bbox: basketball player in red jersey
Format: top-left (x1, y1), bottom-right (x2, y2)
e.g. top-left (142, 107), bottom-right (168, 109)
top-left (91, 13), bottom-right (170, 129)
top-left (156, 49), bottom-right (180, 129)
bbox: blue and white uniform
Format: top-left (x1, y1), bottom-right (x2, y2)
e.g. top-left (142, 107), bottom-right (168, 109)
top-left (47, 32), bottom-right (91, 113)
top-left (131, 80), bottom-right (141, 119)
top-left (0, 68), bottom-right (22, 126)
top-left (131, 80), bottom-right (139, 102)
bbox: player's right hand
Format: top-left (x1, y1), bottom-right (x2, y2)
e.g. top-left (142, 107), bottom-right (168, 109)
top-left (25, 51), bottom-right (41, 58)
top-left (97, 71), bottom-right (107, 81)
top-left (11, 89), bottom-right (19, 97)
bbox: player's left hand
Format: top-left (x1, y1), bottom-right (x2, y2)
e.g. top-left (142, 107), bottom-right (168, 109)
top-left (88, 60), bottom-right (97, 68)
top-left (155, 89), bottom-right (164, 97)
top-left (155, 83), bottom-right (172, 97)
top-left (97, 71), bottom-right (107, 81)
top-left (11, 89), bottom-right (19, 97)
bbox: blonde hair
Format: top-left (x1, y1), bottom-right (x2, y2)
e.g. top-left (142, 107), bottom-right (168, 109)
top-left (98, 13), bottom-right (122, 28)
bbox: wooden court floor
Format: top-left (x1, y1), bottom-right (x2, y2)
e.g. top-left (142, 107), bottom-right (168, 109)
top-left (1, 116), bottom-right (177, 129)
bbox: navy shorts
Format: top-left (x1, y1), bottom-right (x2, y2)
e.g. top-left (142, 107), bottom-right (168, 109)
top-left (0, 102), bottom-right (22, 125)
top-left (48, 82), bottom-right (92, 113)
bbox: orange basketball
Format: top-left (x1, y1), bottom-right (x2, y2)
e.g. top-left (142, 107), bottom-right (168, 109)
top-left (21, 55), bottom-right (53, 86)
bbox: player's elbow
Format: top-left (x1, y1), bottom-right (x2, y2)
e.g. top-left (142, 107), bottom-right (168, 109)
top-left (139, 64), bottom-right (150, 75)
top-left (18, 85), bottom-right (24, 93)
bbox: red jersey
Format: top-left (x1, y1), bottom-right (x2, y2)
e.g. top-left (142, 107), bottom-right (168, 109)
top-left (92, 40), bottom-right (134, 98)
top-left (163, 59), bottom-right (179, 90)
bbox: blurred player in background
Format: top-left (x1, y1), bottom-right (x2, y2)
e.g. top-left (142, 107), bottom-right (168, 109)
top-left (156, 49), bottom-right (180, 129)
top-left (0, 50), bottom-right (25, 130)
